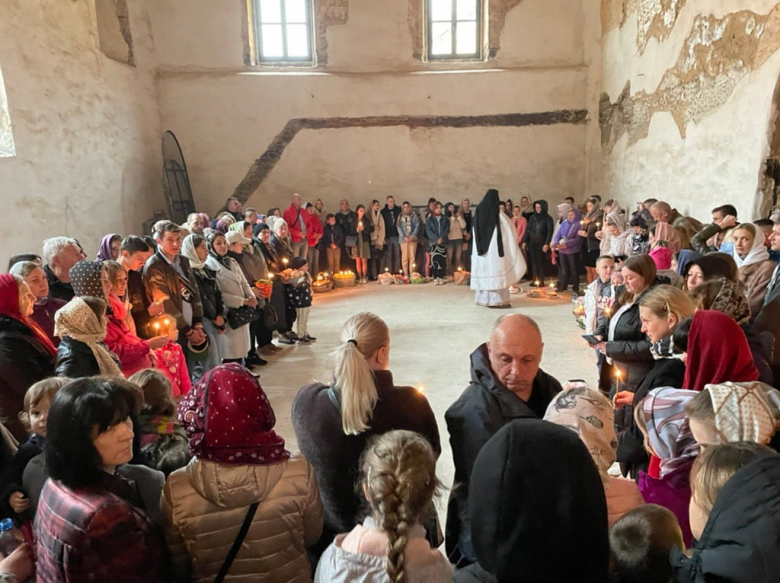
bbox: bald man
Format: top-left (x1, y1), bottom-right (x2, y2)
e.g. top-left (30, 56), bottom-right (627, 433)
top-left (445, 314), bottom-right (562, 567)
top-left (650, 201), bottom-right (684, 227)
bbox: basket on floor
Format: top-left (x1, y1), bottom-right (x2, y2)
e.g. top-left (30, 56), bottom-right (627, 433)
top-left (312, 281), bottom-right (334, 293)
top-left (334, 276), bottom-right (356, 288)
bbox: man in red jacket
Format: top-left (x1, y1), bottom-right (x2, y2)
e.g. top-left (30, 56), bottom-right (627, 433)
top-left (283, 193), bottom-right (310, 259)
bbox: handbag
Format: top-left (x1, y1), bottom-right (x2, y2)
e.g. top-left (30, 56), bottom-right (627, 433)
top-left (263, 303), bottom-right (278, 329)
top-left (345, 235), bottom-right (358, 247)
top-left (214, 502), bottom-right (260, 583)
top-left (226, 305), bottom-right (260, 329)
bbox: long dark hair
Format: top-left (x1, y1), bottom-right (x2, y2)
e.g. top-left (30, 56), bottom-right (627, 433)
top-left (45, 377), bottom-right (141, 489)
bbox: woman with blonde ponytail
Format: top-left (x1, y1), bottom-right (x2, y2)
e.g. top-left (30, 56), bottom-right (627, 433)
top-left (293, 313), bottom-right (440, 559)
top-left (315, 430), bottom-right (453, 583)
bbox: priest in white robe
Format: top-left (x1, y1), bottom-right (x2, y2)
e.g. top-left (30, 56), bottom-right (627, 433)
top-left (470, 189), bottom-right (527, 307)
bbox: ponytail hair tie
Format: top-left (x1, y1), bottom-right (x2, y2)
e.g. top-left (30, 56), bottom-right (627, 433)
top-left (347, 339), bottom-right (358, 347)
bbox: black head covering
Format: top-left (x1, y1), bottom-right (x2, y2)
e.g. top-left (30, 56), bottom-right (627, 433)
top-left (253, 222), bottom-right (270, 237)
top-left (206, 231), bottom-right (230, 268)
top-left (470, 418), bottom-right (609, 583)
top-left (533, 199), bottom-right (549, 215)
top-left (474, 189), bottom-right (503, 257)
top-left (672, 455), bottom-right (780, 583)
top-left (69, 260), bottom-right (106, 299)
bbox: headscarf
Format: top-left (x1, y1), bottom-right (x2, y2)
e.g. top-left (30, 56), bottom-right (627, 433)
top-left (474, 189), bottom-right (503, 257)
top-left (178, 363), bottom-right (289, 465)
top-left (54, 297), bottom-right (122, 377)
top-left (650, 246), bottom-right (672, 270)
top-left (228, 220), bottom-right (256, 255)
top-left (642, 388), bottom-right (699, 477)
top-left (69, 260), bottom-right (106, 299)
top-left (732, 228), bottom-right (771, 268)
top-left (650, 335), bottom-right (683, 360)
top-left (684, 310), bottom-right (759, 392)
top-left (181, 234), bottom-right (207, 270)
top-left (96, 234), bottom-right (120, 262)
top-left (676, 249), bottom-right (699, 276)
top-left (687, 253), bottom-right (738, 282)
top-left (519, 196), bottom-right (533, 215)
top-left (583, 200), bottom-right (602, 223)
top-left (703, 382), bottom-right (780, 444)
top-left (606, 209), bottom-right (627, 233)
top-left (206, 231), bottom-right (230, 268)
top-left (469, 419), bottom-right (609, 582)
top-left (654, 222), bottom-right (681, 254)
top-left (543, 384), bottom-right (617, 487)
top-left (0, 273), bottom-right (57, 356)
top-left (215, 218), bottom-right (232, 234)
top-left (556, 202), bottom-right (573, 220)
top-left (708, 278), bottom-right (751, 325)
top-left (270, 218), bottom-right (293, 257)
top-left (253, 222), bottom-right (270, 238)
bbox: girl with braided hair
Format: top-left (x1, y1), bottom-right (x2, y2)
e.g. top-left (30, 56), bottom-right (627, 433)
top-left (315, 430), bottom-right (452, 582)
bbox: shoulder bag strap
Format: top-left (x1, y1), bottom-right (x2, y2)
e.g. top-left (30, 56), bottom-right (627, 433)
top-left (213, 501), bottom-right (260, 583)
top-left (327, 387), bottom-right (342, 412)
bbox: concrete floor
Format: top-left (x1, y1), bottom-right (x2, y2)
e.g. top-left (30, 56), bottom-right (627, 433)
top-left (258, 280), bottom-right (598, 518)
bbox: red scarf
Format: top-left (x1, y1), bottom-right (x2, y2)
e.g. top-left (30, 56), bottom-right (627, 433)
top-left (0, 274), bottom-right (57, 356)
top-left (683, 310), bottom-right (759, 392)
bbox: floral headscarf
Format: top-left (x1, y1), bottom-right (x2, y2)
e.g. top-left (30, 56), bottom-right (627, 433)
top-left (178, 363), bottom-right (289, 465)
top-left (54, 296), bottom-right (122, 377)
top-left (704, 382), bottom-right (780, 445)
top-left (708, 278), bottom-right (751, 325)
top-left (544, 383), bottom-right (616, 487)
top-left (642, 388), bottom-right (699, 477)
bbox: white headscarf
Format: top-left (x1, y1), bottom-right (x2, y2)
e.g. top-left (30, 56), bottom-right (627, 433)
top-left (181, 234), bottom-right (207, 270)
top-left (606, 210), bottom-right (627, 233)
top-left (705, 382), bottom-right (780, 444)
top-left (732, 228), bottom-right (770, 269)
top-left (544, 383), bottom-right (616, 487)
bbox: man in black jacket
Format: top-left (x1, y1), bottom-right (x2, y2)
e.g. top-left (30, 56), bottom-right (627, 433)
top-left (522, 200), bottom-right (554, 283)
top-left (380, 196), bottom-right (402, 273)
top-left (117, 236), bottom-right (160, 338)
top-left (445, 314), bottom-right (562, 568)
top-left (42, 237), bottom-right (86, 302)
top-left (755, 221), bottom-right (780, 380)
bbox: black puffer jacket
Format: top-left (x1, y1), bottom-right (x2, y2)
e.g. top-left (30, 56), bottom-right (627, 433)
top-left (522, 200), bottom-right (554, 245)
top-left (672, 456), bottom-right (780, 582)
top-left (0, 315), bottom-right (55, 441)
top-left (445, 344), bottom-right (562, 567)
top-left (55, 336), bottom-right (120, 379)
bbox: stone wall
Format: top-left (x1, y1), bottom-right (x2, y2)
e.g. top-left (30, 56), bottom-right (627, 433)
top-left (597, 0), bottom-right (780, 220)
top-left (0, 0), bottom-right (162, 264)
top-left (150, 0), bottom-right (592, 215)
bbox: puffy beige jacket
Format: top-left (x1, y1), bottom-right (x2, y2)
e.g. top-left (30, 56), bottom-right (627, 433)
top-left (162, 454), bottom-right (323, 583)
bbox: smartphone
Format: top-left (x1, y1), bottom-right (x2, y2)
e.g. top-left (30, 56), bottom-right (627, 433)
top-left (581, 334), bottom-right (601, 345)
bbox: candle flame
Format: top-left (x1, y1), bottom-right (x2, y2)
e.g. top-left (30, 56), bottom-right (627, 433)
top-left (416, 385), bottom-right (426, 395)
top-left (458, 267), bottom-right (463, 272)
top-left (615, 369), bottom-right (622, 379)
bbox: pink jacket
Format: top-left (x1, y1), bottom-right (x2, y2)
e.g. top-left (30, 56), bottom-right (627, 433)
top-left (606, 476), bottom-right (645, 527)
top-left (514, 217), bottom-right (528, 244)
top-left (105, 314), bottom-right (152, 377)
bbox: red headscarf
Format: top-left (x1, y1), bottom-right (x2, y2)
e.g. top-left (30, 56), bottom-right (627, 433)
top-left (178, 363), bottom-right (289, 465)
top-left (0, 273), bottom-right (57, 356)
top-left (683, 310), bottom-right (759, 392)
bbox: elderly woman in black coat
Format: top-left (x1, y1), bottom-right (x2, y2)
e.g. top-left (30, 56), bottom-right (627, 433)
top-left (0, 274), bottom-right (57, 441)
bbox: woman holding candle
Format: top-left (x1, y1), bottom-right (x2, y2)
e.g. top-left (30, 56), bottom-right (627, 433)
top-left (367, 200), bottom-right (385, 281)
top-left (578, 197), bottom-right (604, 284)
top-left (614, 285), bottom-right (696, 479)
top-left (350, 205), bottom-right (374, 284)
top-left (447, 202), bottom-right (468, 275)
top-left (593, 255), bottom-right (659, 428)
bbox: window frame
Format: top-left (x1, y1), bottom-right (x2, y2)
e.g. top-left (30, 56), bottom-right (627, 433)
top-left (250, 0), bottom-right (316, 65)
top-left (425, 0), bottom-right (484, 62)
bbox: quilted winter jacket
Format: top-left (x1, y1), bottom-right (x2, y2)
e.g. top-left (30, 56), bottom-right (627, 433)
top-left (162, 454), bottom-right (323, 583)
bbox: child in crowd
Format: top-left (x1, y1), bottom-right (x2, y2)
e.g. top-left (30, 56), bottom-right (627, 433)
top-left (287, 257), bottom-right (315, 344)
top-left (315, 430), bottom-right (452, 582)
top-left (322, 213), bottom-right (344, 276)
top-left (629, 216), bottom-right (650, 255)
top-left (583, 256), bottom-right (616, 394)
top-left (425, 201), bottom-right (450, 285)
top-left (0, 377), bottom-right (68, 521)
top-left (634, 388), bottom-right (698, 546)
top-left (129, 369), bottom-right (191, 476)
top-left (609, 504), bottom-right (684, 583)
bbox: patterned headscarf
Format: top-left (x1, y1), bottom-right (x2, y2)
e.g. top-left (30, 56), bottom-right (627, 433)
top-left (544, 383), bottom-right (617, 487)
top-left (708, 278), bottom-right (751, 325)
top-left (178, 363), bottom-right (289, 465)
top-left (54, 297), bottom-right (122, 377)
top-left (69, 260), bottom-right (106, 299)
top-left (642, 388), bottom-right (699, 477)
top-left (704, 382), bottom-right (780, 445)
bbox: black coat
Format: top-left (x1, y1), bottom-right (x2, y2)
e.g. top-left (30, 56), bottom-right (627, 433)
top-left (191, 267), bottom-right (224, 323)
top-left (334, 210), bottom-right (357, 238)
top-left (754, 265), bottom-right (780, 372)
top-left (445, 344), bottom-right (562, 567)
top-left (380, 205), bottom-right (401, 238)
top-left (321, 224), bottom-right (345, 249)
top-left (0, 434), bottom-right (43, 521)
top-left (616, 357), bottom-right (686, 479)
top-left (44, 265), bottom-right (74, 303)
top-left (0, 315), bottom-right (55, 441)
top-left (522, 200), bottom-right (554, 245)
top-left (127, 269), bottom-right (153, 339)
top-left (291, 370), bottom-right (440, 556)
top-left (55, 337), bottom-right (120, 379)
top-left (672, 456), bottom-right (780, 582)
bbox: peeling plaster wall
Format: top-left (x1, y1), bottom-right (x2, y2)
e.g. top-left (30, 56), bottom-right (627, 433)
top-left (0, 0), bottom-right (161, 265)
top-left (149, 0), bottom-right (592, 215)
top-left (598, 0), bottom-right (780, 220)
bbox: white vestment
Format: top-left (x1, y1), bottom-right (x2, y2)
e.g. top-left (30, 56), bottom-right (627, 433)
top-left (471, 213), bottom-right (527, 305)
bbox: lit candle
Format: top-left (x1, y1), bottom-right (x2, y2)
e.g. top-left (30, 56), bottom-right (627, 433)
top-left (596, 223), bottom-right (601, 229)
top-left (385, 267), bottom-right (389, 272)
top-left (615, 369), bottom-right (622, 393)
top-left (604, 305), bottom-right (612, 317)
top-left (458, 267), bottom-right (463, 272)
top-left (412, 263), bottom-right (416, 269)
top-left (580, 221), bottom-right (584, 227)
top-left (416, 384), bottom-right (426, 395)
top-left (269, 273), bottom-right (275, 279)
top-left (359, 222), bottom-right (363, 228)
top-left (534, 280), bottom-right (540, 287)
top-left (283, 258), bottom-right (289, 266)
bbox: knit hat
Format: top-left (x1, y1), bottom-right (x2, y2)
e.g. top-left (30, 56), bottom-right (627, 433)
top-left (291, 257), bottom-right (307, 269)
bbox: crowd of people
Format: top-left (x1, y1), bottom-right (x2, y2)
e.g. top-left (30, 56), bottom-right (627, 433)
top-left (0, 191), bottom-right (779, 582)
